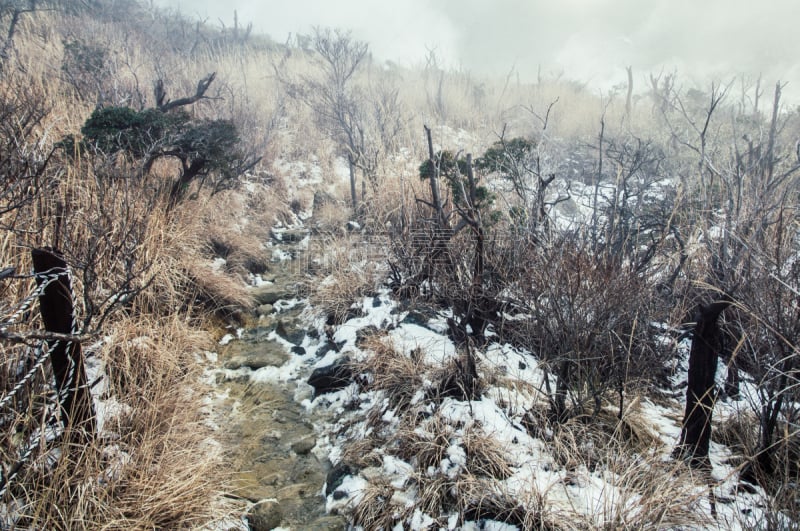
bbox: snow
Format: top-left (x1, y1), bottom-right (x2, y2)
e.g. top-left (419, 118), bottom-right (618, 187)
top-left (272, 248), bottom-right (293, 261)
top-left (250, 274), bottom-right (272, 287)
top-left (325, 474), bottom-right (368, 513)
top-left (388, 323), bottom-right (456, 365)
top-left (189, 212), bottom-right (785, 530)
top-left (218, 333), bottom-right (234, 346)
top-left (296, 281), bottom-right (783, 530)
top-left (211, 257), bottom-right (227, 271)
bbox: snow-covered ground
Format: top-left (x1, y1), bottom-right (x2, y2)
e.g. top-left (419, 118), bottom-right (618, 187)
top-left (214, 275), bottom-right (778, 529)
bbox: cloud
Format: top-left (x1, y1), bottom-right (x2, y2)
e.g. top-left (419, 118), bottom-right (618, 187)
top-left (154, 0), bottom-right (800, 94)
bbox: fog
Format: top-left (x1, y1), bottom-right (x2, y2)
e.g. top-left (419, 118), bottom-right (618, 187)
top-left (154, 0), bottom-right (799, 97)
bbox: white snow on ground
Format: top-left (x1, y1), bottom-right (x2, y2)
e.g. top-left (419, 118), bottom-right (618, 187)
top-left (388, 323), bottom-right (456, 365)
top-left (198, 224), bottom-right (780, 530)
top-left (218, 333), bottom-right (234, 346)
top-left (272, 248), bottom-right (293, 261)
top-left (293, 283), bottom-right (777, 530)
top-left (249, 273), bottom-right (272, 287)
top-left (211, 257), bottom-right (227, 272)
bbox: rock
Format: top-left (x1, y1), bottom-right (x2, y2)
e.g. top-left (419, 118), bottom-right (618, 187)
top-left (402, 309), bottom-right (433, 328)
top-left (256, 303), bottom-right (274, 316)
top-left (360, 466), bottom-right (384, 482)
top-left (252, 283), bottom-right (295, 305)
top-left (281, 229), bottom-right (308, 243)
top-left (325, 463), bottom-right (354, 496)
top-left (315, 341), bottom-right (339, 358)
top-left (308, 516), bottom-right (347, 531)
top-left (291, 436), bottom-right (316, 455)
top-left (247, 499), bottom-right (283, 531)
top-left (275, 319), bottom-right (307, 346)
top-left (246, 324), bottom-right (277, 342)
top-left (276, 482), bottom-right (313, 500)
top-left (270, 228), bottom-right (307, 243)
top-left (290, 345), bottom-right (306, 355)
top-left (313, 190), bottom-right (336, 209)
top-left (223, 342), bottom-right (289, 370)
top-left (308, 358), bottom-right (352, 397)
top-left (215, 372), bottom-right (249, 384)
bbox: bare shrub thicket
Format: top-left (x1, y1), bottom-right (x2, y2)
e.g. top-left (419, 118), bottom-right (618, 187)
top-left (386, 72), bottom-right (800, 521)
top-left (390, 126), bottom-right (676, 421)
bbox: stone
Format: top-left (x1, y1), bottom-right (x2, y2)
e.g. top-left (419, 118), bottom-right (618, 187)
top-left (215, 372), bottom-right (250, 385)
top-left (256, 303), bottom-right (274, 316)
top-left (291, 436), bottom-right (316, 455)
top-left (308, 358), bottom-right (352, 397)
top-left (325, 463), bottom-right (353, 496)
top-left (308, 516), bottom-right (347, 531)
top-left (360, 466), bottom-right (384, 482)
top-left (276, 482), bottom-right (313, 500)
top-left (402, 309), bottom-right (433, 328)
top-left (281, 229), bottom-right (308, 243)
top-left (252, 283), bottom-right (295, 305)
top-left (275, 319), bottom-right (307, 346)
top-left (246, 499), bottom-right (283, 531)
top-left (315, 340), bottom-right (339, 358)
top-left (223, 342), bottom-right (289, 370)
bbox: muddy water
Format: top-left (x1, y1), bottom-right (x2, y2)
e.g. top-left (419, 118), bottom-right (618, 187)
top-left (216, 372), bottom-right (342, 529)
top-left (210, 233), bottom-right (346, 531)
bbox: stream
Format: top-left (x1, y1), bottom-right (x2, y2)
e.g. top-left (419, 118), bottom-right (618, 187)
top-left (208, 228), bottom-right (346, 531)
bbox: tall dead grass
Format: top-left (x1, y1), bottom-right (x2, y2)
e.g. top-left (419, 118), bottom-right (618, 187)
top-left (0, 9), bottom-right (278, 527)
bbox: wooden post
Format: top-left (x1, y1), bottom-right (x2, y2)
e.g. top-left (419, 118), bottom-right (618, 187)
top-left (674, 299), bottom-right (730, 468)
top-left (31, 248), bottom-right (95, 438)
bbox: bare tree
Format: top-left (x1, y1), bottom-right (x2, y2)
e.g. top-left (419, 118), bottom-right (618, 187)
top-left (280, 27), bottom-right (403, 211)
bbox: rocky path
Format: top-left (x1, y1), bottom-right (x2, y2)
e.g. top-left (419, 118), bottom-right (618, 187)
top-left (208, 228), bottom-right (346, 531)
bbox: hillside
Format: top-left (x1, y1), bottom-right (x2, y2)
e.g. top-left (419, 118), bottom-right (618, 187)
top-left (0, 1), bottom-right (799, 530)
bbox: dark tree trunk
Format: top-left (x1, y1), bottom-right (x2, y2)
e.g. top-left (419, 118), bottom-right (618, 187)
top-left (348, 153), bottom-right (358, 211)
top-left (551, 360), bottom-right (571, 423)
top-left (32, 248), bottom-right (95, 438)
top-left (168, 158), bottom-right (206, 207)
top-left (724, 364), bottom-right (740, 399)
top-left (674, 299), bottom-right (730, 468)
top-left (423, 125), bottom-right (444, 227)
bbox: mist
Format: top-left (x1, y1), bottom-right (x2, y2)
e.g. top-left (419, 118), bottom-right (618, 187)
top-left (154, 0), bottom-right (800, 98)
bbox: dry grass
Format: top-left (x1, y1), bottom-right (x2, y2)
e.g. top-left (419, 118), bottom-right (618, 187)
top-left (586, 457), bottom-right (711, 530)
top-left (4, 315), bottom-right (233, 530)
top-left (0, 11), bottom-right (268, 526)
top-left (7, 4), bottom-right (797, 530)
top-left (350, 479), bottom-right (400, 530)
top-left (456, 477), bottom-right (553, 530)
top-left (312, 195), bottom-right (354, 235)
top-left (306, 234), bottom-right (387, 324)
top-left (462, 425), bottom-right (514, 481)
top-left (354, 333), bottom-right (430, 411)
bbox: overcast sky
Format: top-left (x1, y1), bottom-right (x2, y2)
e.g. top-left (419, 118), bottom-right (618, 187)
top-left (154, 0), bottom-right (799, 97)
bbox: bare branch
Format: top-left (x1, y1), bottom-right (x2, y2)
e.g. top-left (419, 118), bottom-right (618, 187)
top-left (156, 72), bottom-right (217, 111)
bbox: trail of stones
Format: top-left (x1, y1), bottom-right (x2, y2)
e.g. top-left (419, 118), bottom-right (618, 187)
top-left (209, 228), bottom-right (346, 531)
